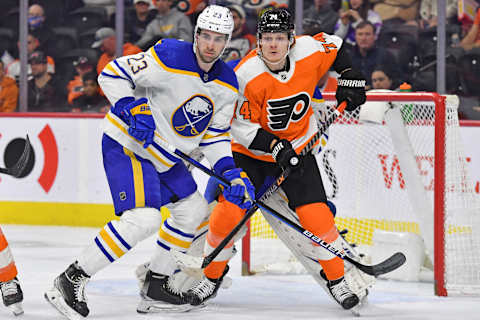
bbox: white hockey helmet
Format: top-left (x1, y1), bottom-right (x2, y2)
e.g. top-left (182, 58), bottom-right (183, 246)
top-left (194, 5), bottom-right (234, 57)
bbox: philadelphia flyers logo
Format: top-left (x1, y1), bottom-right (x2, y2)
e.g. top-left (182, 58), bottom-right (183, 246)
top-left (266, 92), bottom-right (310, 131)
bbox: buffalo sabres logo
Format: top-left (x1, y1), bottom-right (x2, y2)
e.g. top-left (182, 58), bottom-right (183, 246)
top-left (266, 92), bottom-right (310, 130)
top-left (172, 95), bottom-right (214, 137)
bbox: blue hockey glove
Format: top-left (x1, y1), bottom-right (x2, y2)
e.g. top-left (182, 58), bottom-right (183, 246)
top-left (121, 98), bottom-right (155, 148)
top-left (222, 168), bottom-right (255, 210)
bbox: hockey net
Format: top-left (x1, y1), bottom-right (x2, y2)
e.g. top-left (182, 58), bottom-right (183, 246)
top-left (241, 92), bottom-right (480, 296)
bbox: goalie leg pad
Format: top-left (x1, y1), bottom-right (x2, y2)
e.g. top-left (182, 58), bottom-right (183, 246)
top-left (262, 193), bottom-right (374, 300)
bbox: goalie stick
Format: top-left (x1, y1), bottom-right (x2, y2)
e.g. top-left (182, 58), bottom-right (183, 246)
top-left (0, 135), bottom-right (31, 178)
top-left (152, 101), bottom-right (347, 269)
top-left (254, 201), bottom-right (406, 277)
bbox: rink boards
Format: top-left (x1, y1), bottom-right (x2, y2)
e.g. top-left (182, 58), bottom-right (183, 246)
top-left (0, 114), bottom-right (479, 227)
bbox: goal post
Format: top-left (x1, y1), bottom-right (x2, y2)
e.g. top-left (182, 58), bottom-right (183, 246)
top-left (241, 92), bottom-right (480, 296)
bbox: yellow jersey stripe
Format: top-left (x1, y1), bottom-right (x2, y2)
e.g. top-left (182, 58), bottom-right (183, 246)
top-left (105, 63), bottom-right (120, 76)
top-left (123, 148), bottom-right (145, 207)
top-left (150, 46), bottom-right (198, 77)
top-left (105, 113), bottom-right (174, 168)
top-left (203, 132), bottom-right (230, 140)
top-left (99, 229), bottom-right (125, 258)
top-left (149, 47), bottom-right (238, 94)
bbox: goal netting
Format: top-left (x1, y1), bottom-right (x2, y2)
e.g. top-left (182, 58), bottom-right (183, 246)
top-left (241, 92), bottom-right (480, 296)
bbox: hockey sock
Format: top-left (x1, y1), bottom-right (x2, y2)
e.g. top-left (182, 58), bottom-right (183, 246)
top-left (150, 217), bottom-right (195, 275)
top-left (296, 203), bottom-right (344, 280)
top-left (78, 208), bottom-right (162, 276)
top-left (318, 256), bottom-right (344, 280)
top-left (204, 197), bottom-right (243, 279)
top-left (0, 227), bottom-right (18, 282)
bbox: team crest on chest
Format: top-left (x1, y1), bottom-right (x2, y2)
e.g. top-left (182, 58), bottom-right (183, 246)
top-left (266, 92), bottom-right (310, 130)
top-left (172, 95), bottom-right (214, 137)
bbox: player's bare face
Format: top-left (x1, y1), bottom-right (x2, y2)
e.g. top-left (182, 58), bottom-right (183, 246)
top-left (260, 33), bottom-right (289, 66)
top-left (196, 30), bottom-right (227, 64)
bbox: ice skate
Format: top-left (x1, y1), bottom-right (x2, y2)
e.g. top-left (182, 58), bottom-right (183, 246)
top-left (137, 270), bottom-right (194, 313)
top-left (44, 262), bottom-right (90, 320)
top-left (183, 265), bottom-right (229, 306)
top-left (327, 276), bottom-right (360, 310)
top-left (1, 277), bottom-right (24, 316)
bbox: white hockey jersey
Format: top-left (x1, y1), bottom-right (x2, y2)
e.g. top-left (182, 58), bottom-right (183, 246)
top-left (99, 39), bottom-right (239, 173)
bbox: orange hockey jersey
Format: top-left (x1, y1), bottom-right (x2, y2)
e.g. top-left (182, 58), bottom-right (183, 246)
top-left (231, 33), bottom-right (343, 162)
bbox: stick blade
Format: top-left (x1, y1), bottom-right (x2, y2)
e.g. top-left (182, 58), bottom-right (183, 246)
top-left (369, 252), bottom-right (406, 276)
top-left (354, 252), bottom-right (406, 276)
top-left (170, 250), bottom-right (204, 279)
top-left (9, 135), bottom-right (32, 178)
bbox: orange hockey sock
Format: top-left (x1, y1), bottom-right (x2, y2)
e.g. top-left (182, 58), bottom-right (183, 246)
top-left (0, 227), bottom-right (18, 282)
top-left (296, 203), bottom-right (344, 280)
top-left (204, 197), bottom-right (245, 279)
top-left (318, 256), bottom-right (344, 280)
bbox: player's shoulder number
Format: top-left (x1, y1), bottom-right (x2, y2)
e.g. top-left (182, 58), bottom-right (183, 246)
top-left (313, 33), bottom-right (337, 53)
top-left (127, 53), bottom-right (148, 74)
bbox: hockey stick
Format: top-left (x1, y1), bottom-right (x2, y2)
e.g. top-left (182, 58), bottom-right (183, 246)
top-left (0, 135), bottom-right (31, 178)
top-left (153, 101), bottom-right (347, 268)
top-left (257, 201), bottom-right (406, 276)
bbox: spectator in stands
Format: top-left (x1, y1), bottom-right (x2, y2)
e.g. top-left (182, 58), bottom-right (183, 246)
top-left (28, 4), bottom-right (55, 59)
top-left (93, 27), bottom-right (142, 74)
top-left (370, 65), bottom-right (398, 90)
top-left (71, 71), bottom-right (110, 113)
top-left (6, 34), bottom-right (55, 82)
top-left (349, 21), bottom-right (400, 89)
top-left (221, 4), bottom-right (256, 62)
top-left (418, 0), bottom-right (458, 29)
top-left (83, 0), bottom-right (117, 17)
top-left (110, 0), bottom-right (158, 43)
top-left (27, 51), bottom-right (64, 112)
top-left (67, 56), bottom-right (96, 106)
top-left (136, 0), bottom-right (193, 50)
top-left (303, 0), bottom-right (339, 35)
top-left (0, 61), bottom-right (18, 112)
top-left (179, 0), bottom-right (207, 25)
top-left (334, 0), bottom-right (382, 46)
top-left (459, 8), bottom-right (480, 51)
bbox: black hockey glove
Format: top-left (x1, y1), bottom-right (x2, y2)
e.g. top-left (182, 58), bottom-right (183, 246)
top-left (336, 69), bottom-right (367, 112)
top-left (271, 139), bottom-right (302, 172)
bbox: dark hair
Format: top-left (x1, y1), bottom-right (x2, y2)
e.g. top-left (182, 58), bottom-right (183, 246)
top-left (372, 64), bottom-right (399, 89)
top-left (355, 20), bottom-right (375, 33)
top-left (349, 0), bottom-right (370, 21)
top-left (82, 71), bottom-right (98, 84)
top-left (372, 65), bottom-right (395, 79)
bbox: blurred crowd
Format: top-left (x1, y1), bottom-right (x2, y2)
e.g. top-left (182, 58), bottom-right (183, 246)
top-left (1, 0), bottom-right (480, 119)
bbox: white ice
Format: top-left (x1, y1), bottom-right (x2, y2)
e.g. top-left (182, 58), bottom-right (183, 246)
top-left (1, 225), bottom-right (479, 320)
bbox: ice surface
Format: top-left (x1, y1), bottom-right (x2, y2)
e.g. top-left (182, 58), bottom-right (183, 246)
top-left (1, 225), bottom-right (479, 320)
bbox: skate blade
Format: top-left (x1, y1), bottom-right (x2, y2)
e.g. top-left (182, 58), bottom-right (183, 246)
top-left (350, 295), bottom-right (369, 317)
top-left (137, 299), bottom-right (205, 314)
top-left (7, 302), bottom-right (24, 316)
top-left (44, 288), bottom-right (84, 320)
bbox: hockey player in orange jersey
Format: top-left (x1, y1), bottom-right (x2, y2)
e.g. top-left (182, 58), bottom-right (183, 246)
top-left (0, 226), bottom-right (23, 316)
top-left (183, 8), bottom-right (367, 310)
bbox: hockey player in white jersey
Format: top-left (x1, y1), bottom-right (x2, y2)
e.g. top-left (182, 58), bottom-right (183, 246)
top-left (44, 5), bottom-right (255, 319)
